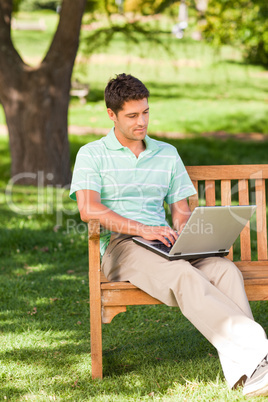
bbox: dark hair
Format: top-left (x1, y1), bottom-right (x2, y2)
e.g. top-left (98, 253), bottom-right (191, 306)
top-left (104, 73), bottom-right (150, 114)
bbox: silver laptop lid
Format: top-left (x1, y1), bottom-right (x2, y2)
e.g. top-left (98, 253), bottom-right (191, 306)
top-left (169, 205), bottom-right (256, 256)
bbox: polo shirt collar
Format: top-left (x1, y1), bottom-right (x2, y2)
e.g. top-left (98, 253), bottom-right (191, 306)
top-left (103, 127), bottom-right (160, 152)
top-left (103, 128), bottom-right (124, 150)
top-left (144, 135), bottom-right (160, 152)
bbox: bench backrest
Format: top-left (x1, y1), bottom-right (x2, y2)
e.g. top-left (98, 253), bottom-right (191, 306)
top-left (186, 164), bottom-right (268, 262)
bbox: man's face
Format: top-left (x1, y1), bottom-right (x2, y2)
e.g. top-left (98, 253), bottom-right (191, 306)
top-left (107, 98), bottom-right (149, 144)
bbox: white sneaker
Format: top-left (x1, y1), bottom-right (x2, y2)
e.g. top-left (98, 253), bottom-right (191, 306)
top-left (243, 354), bottom-right (268, 397)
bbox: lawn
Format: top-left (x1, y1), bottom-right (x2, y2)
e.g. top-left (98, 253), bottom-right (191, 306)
top-left (69, 46), bottom-right (268, 136)
top-left (0, 10), bottom-right (267, 137)
top-left (1, 9), bottom-right (268, 401)
top-left (1, 132), bottom-right (268, 401)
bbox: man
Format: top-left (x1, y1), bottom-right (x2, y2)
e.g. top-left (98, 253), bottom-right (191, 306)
top-left (70, 73), bottom-right (268, 397)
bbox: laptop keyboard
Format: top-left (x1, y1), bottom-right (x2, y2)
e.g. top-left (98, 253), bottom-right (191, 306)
top-left (151, 242), bottom-right (172, 254)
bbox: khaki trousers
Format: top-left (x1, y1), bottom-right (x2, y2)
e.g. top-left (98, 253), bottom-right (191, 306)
top-left (101, 234), bottom-right (268, 388)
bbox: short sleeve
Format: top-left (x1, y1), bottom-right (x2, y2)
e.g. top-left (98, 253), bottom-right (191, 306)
top-left (165, 153), bottom-right (196, 204)
top-left (69, 145), bottom-right (102, 201)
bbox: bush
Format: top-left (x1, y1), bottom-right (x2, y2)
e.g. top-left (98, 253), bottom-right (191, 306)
top-left (18, 0), bottom-right (61, 11)
top-left (202, 0), bottom-right (268, 67)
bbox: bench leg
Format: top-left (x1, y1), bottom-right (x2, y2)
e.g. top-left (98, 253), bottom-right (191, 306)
top-left (90, 300), bottom-right (103, 379)
top-left (88, 220), bottom-right (103, 379)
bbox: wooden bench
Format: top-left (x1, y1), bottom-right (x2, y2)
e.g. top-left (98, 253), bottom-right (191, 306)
top-left (88, 164), bottom-right (268, 379)
top-left (70, 80), bottom-right (90, 104)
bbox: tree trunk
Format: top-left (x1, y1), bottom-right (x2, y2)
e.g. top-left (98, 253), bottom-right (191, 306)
top-left (3, 65), bottom-right (73, 186)
top-left (0, 0), bottom-right (87, 186)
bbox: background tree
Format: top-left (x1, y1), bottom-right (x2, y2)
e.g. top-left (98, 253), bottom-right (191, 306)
top-left (0, 0), bottom-right (86, 186)
top-left (0, 0), bottom-right (182, 186)
top-left (0, 0), bottom-right (174, 186)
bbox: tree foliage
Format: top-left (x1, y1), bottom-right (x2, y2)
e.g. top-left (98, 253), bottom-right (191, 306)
top-left (202, 0), bottom-right (268, 67)
top-left (124, 0), bottom-right (177, 15)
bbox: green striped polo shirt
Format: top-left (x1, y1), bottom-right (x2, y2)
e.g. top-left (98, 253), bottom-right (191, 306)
top-left (70, 128), bottom-right (196, 256)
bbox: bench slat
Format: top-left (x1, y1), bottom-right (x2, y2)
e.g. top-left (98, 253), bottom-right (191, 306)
top-left (187, 165), bottom-right (268, 180)
top-left (255, 179), bottom-right (268, 260)
top-left (189, 180), bottom-right (199, 212)
top-left (101, 265), bottom-right (268, 287)
top-left (102, 288), bottom-right (162, 306)
top-left (221, 179), bottom-right (231, 206)
top-left (101, 281), bottom-right (137, 290)
top-left (239, 179), bottom-right (251, 261)
top-left (221, 179), bottom-right (233, 260)
top-left (205, 180), bottom-right (215, 206)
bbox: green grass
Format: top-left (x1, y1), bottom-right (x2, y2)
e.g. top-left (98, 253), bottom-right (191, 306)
top-left (1, 133), bottom-right (268, 401)
top-left (68, 56), bottom-right (268, 135)
top-left (11, 10), bottom-right (59, 64)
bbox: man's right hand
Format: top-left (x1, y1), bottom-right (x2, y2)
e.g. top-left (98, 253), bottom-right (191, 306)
top-left (138, 225), bottom-right (178, 247)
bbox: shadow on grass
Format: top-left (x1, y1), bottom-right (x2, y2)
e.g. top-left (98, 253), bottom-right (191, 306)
top-left (0, 247), bottom-right (224, 397)
top-left (0, 223), bottom-right (222, 392)
top-left (69, 134), bottom-right (268, 169)
top-left (152, 136), bottom-right (268, 167)
top-left (103, 316), bottom-right (216, 371)
top-left (144, 80), bottom-right (267, 102)
top-left (75, 78), bottom-right (268, 105)
top-left (0, 231), bottom-right (267, 400)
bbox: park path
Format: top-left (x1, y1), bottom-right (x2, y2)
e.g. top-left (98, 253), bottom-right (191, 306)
top-left (0, 124), bottom-right (266, 142)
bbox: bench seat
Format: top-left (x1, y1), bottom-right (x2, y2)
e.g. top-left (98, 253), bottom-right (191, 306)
top-left (99, 261), bottom-right (268, 324)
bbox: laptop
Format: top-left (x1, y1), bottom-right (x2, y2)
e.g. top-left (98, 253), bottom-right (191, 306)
top-left (133, 205), bottom-right (256, 261)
